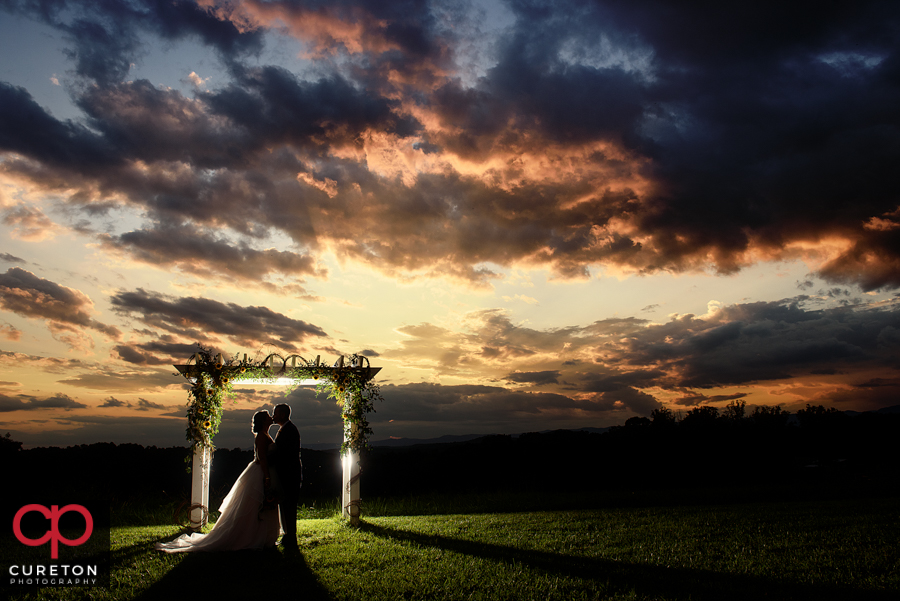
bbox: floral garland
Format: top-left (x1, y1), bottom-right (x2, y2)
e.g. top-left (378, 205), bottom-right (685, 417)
top-left (179, 345), bottom-right (382, 469)
top-left (183, 346), bottom-right (233, 452)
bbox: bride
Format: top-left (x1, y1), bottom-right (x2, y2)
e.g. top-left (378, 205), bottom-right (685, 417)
top-left (156, 410), bottom-right (281, 553)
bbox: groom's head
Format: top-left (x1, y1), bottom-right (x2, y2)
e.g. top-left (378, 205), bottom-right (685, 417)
top-left (273, 403), bottom-right (291, 425)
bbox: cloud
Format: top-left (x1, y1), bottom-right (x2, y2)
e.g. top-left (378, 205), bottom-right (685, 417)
top-left (505, 370), bottom-right (560, 385)
top-left (0, 322), bottom-right (21, 341)
top-left (57, 367), bottom-right (181, 392)
top-left (97, 223), bottom-right (326, 285)
top-left (671, 390), bottom-right (749, 408)
top-left (615, 299), bottom-right (890, 389)
top-left (99, 396), bottom-right (127, 408)
top-left (0, 350), bottom-right (86, 374)
top-left (0, 268), bottom-right (121, 346)
top-left (0, 82), bottom-right (118, 171)
top-left (1, 1), bottom-right (899, 290)
top-left (135, 398), bottom-right (166, 411)
top-left (113, 344), bottom-right (171, 366)
top-left (0, 392), bottom-right (87, 412)
top-left (583, 387), bottom-right (661, 416)
top-left (109, 288), bottom-right (328, 350)
top-left (114, 339), bottom-right (200, 366)
top-left (384, 309), bottom-right (643, 380)
top-left (93, 395), bottom-right (169, 411)
top-left (382, 296), bottom-right (900, 417)
top-left (2, 204), bottom-right (58, 241)
top-left (2, 0), bottom-right (263, 84)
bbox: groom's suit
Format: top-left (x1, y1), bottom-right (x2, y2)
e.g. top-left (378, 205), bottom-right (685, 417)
top-left (274, 419), bottom-right (303, 544)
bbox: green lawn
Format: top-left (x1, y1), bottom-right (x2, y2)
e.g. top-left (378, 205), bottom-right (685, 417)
top-left (5, 496), bottom-right (898, 600)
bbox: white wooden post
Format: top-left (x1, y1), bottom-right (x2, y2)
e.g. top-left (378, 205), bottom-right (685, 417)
top-left (342, 422), bottom-right (361, 526)
top-left (190, 444), bottom-right (211, 530)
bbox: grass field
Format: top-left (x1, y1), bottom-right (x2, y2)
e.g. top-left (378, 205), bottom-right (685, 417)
top-left (4, 493), bottom-right (899, 601)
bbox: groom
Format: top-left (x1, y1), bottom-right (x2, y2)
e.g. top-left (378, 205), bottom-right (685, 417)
top-left (272, 403), bottom-right (303, 549)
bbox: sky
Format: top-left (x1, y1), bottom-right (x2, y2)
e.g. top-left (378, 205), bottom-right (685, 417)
top-left (1, 0), bottom-right (899, 450)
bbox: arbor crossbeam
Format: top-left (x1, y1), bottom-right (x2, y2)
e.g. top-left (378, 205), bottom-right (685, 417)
top-left (174, 348), bottom-right (382, 529)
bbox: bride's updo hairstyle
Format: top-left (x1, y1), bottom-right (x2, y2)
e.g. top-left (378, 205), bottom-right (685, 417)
top-left (252, 410), bottom-right (270, 434)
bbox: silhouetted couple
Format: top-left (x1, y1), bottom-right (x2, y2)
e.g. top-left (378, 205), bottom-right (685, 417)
top-left (156, 403), bottom-right (303, 553)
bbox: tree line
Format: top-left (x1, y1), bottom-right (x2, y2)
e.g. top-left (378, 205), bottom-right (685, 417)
top-left (3, 403), bottom-right (897, 506)
top-left (361, 402), bottom-right (898, 497)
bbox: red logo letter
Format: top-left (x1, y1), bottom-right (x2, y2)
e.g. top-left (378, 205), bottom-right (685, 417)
top-left (13, 504), bottom-right (93, 559)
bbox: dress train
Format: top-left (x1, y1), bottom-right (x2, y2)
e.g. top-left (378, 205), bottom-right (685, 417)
top-left (156, 454), bottom-right (281, 553)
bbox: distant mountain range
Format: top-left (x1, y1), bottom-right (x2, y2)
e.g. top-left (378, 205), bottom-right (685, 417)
top-left (303, 405), bottom-right (900, 450)
top-left (303, 427), bottom-right (612, 450)
top-left (845, 404), bottom-right (900, 416)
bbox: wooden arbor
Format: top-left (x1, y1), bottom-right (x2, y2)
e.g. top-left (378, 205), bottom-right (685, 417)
top-left (175, 349), bottom-right (381, 528)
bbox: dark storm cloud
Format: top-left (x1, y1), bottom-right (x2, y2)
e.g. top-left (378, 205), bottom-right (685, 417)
top-left (429, 40), bottom-right (644, 155)
top-left (109, 288), bottom-right (328, 349)
top-left (98, 224), bottom-right (325, 284)
top-left (203, 65), bottom-right (420, 148)
top-left (505, 370), bottom-right (560, 385)
top-left (114, 344), bottom-right (161, 366)
top-left (0, 392), bottom-right (87, 412)
top-left (0, 267), bottom-right (120, 338)
top-left (74, 81), bottom-right (255, 169)
top-left (578, 368), bottom-right (667, 393)
top-left (114, 339), bottom-right (201, 366)
top-left (471, 0), bottom-right (900, 282)
top-left (2, 0), bottom-right (900, 288)
top-left (616, 299), bottom-right (891, 389)
top-left (63, 66), bottom-right (418, 175)
top-left (0, 82), bottom-right (118, 171)
top-left (671, 391), bottom-right (748, 408)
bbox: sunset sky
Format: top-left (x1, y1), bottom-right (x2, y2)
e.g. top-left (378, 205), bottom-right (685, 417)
top-left (2, 0), bottom-right (899, 450)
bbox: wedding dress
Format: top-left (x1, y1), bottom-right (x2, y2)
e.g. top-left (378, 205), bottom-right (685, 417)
top-left (156, 444), bottom-right (281, 553)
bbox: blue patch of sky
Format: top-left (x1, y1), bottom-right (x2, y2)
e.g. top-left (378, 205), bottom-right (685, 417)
top-left (128, 27), bottom-right (316, 94)
top-left (0, 15), bottom-right (79, 121)
top-left (452, 0), bottom-right (514, 86)
top-left (127, 35), bottom-right (226, 92)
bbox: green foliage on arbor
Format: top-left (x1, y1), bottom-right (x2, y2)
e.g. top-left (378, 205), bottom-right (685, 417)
top-left (179, 344), bottom-right (383, 464)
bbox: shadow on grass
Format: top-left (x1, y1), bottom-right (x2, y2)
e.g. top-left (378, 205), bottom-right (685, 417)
top-left (360, 522), bottom-right (896, 601)
top-left (134, 543), bottom-right (331, 601)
